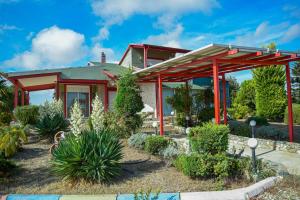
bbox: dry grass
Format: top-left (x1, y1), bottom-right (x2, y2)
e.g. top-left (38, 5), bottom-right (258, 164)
top-left (1, 139), bottom-right (251, 195)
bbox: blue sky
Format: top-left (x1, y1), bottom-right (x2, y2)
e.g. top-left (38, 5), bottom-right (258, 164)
top-left (1, 0), bottom-right (300, 104)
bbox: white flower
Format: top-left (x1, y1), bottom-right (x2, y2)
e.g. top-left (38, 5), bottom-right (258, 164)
top-left (70, 101), bottom-right (85, 137)
top-left (91, 95), bottom-right (104, 132)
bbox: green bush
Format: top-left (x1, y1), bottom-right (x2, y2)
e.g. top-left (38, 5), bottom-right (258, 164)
top-left (0, 155), bottom-right (16, 177)
top-left (197, 107), bottom-right (214, 124)
top-left (256, 126), bottom-right (288, 140)
top-left (0, 126), bottom-right (27, 157)
top-left (284, 104), bottom-right (300, 125)
top-left (144, 136), bottom-right (169, 155)
top-left (228, 120), bottom-right (250, 137)
top-left (35, 113), bottom-right (69, 141)
top-left (228, 103), bottom-right (251, 119)
top-left (174, 153), bottom-right (242, 179)
top-left (189, 123), bottom-right (229, 154)
top-left (0, 112), bottom-right (13, 125)
top-left (52, 129), bottom-right (123, 183)
top-left (175, 112), bottom-right (186, 127)
top-left (14, 105), bottom-right (39, 126)
top-left (103, 111), bottom-right (131, 138)
top-left (128, 133), bottom-right (149, 149)
top-left (245, 116), bottom-right (269, 126)
top-left (160, 144), bottom-right (180, 160)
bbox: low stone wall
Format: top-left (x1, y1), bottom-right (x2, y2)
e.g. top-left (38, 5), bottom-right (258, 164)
top-left (229, 134), bottom-right (300, 154)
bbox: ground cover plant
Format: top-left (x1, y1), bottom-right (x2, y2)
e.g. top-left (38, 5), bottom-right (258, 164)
top-left (52, 129), bottom-right (123, 183)
top-left (228, 120), bottom-right (250, 137)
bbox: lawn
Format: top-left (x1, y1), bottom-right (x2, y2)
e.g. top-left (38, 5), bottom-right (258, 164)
top-left (0, 139), bottom-right (251, 194)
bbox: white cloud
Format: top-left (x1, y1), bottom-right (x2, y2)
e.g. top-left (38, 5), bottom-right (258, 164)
top-left (92, 27), bottom-right (109, 42)
top-left (3, 26), bottom-right (87, 70)
top-left (281, 24), bottom-right (300, 43)
top-left (0, 24), bottom-right (20, 34)
top-left (143, 24), bottom-right (183, 48)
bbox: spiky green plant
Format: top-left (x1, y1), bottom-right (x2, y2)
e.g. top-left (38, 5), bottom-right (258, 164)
top-left (51, 129), bottom-right (124, 183)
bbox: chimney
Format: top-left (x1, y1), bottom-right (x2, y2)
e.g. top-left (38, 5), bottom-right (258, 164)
top-left (101, 52), bottom-right (106, 64)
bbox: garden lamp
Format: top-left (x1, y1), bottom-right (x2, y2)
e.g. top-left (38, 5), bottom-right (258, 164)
top-left (185, 115), bottom-right (190, 128)
top-left (171, 111), bottom-right (175, 125)
top-left (185, 127), bottom-right (191, 135)
top-left (152, 121), bottom-right (158, 135)
top-left (250, 120), bottom-right (256, 138)
top-left (211, 118), bottom-right (215, 124)
top-left (247, 138), bottom-right (258, 173)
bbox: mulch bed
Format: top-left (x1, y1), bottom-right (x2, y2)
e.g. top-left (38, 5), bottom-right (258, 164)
top-left (1, 139), bottom-right (251, 194)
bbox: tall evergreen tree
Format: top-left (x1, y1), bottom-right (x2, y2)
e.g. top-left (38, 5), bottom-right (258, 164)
top-left (292, 61), bottom-right (300, 103)
top-left (252, 43), bottom-right (286, 120)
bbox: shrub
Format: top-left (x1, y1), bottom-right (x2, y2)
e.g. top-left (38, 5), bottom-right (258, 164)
top-left (128, 133), bottom-right (149, 149)
top-left (189, 123), bottom-right (229, 154)
top-left (284, 104), bottom-right (300, 125)
top-left (14, 105), bottom-right (39, 126)
top-left (175, 112), bottom-right (186, 127)
top-left (0, 126), bottom-right (27, 157)
top-left (103, 111), bottom-right (129, 138)
top-left (0, 155), bottom-right (16, 177)
top-left (228, 120), bottom-right (250, 137)
top-left (160, 144), bottom-right (179, 160)
top-left (228, 103), bottom-right (251, 119)
top-left (0, 112), bottom-right (13, 125)
top-left (90, 95), bottom-right (104, 132)
top-left (52, 129), bottom-right (123, 183)
top-left (255, 126), bottom-right (288, 140)
top-left (245, 116), bottom-right (269, 126)
top-left (39, 99), bottom-right (64, 119)
top-left (174, 153), bottom-right (242, 179)
top-left (144, 136), bottom-right (169, 155)
top-left (197, 107), bottom-right (214, 124)
top-left (35, 113), bottom-right (69, 141)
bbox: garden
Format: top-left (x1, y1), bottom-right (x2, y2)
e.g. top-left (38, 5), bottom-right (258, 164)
top-left (0, 55), bottom-right (300, 198)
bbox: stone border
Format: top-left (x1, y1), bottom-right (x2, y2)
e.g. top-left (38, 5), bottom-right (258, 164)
top-left (0, 177), bottom-right (281, 200)
top-left (229, 134), bottom-right (300, 154)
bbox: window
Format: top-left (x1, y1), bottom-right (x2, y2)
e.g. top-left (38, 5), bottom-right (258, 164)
top-left (66, 85), bottom-right (90, 118)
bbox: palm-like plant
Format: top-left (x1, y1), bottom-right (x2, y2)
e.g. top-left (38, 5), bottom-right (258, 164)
top-left (51, 129), bottom-right (123, 182)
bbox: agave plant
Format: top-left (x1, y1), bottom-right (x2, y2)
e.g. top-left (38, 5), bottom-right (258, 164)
top-left (0, 126), bottom-right (27, 157)
top-left (51, 129), bottom-right (124, 183)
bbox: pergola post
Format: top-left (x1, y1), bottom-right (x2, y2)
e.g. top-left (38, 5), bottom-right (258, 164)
top-left (158, 75), bottom-right (164, 135)
top-left (56, 81), bottom-right (60, 100)
top-left (63, 84), bottom-right (67, 118)
top-left (21, 90), bottom-right (25, 106)
top-left (222, 74), bottom-right (227, 124)
top-left (286, 63), bottom-right (294, 142)
top-left (144, 46), bottom-right (148, 68)
top-left (213, 59), bottom-right (221, 124)
top-left (104, 83), bottom-right (108, 111)
top-left (14, 81), bottom-right (19, 109)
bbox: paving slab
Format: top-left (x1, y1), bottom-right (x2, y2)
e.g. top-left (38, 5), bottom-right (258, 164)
top-left (60, 195), bottom-right (116, 200)
top-left (117, 193), bottom-right (179, 200)
top-left (6, 195), bottom-right (60, 200)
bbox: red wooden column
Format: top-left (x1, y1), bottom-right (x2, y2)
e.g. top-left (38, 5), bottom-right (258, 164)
top-left (222, 74), bottom-right (227, 124)
top-left (155, 82), bottom-right (159, 118)
top-left (144, 46), bottom-right (148, 68)
top-left (63, 84), bottom-right (67, 118)
top-left (104, 83), bottom-right (108, 111)
top-left (213, 59), bottom-right (221, 124)
top-left (14, 81), bottom-right (19, 108)
top-left (158, 75), bottom-right (164, 135)
top-left (286, 63), bottom-right (294, 142)
top-left (21, 90), bottom-right (25, 106)
top-left (56, 81), bottom-right (60, 100)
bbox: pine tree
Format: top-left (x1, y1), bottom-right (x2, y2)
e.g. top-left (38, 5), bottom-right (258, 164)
top-left (91, 95), bottom-right (104, 132)
top-left (70, 101), bottom-right (85, 137)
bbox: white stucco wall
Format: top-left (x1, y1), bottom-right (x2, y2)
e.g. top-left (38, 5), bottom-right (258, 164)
top-left (139, 82), bottom-right (157, 117)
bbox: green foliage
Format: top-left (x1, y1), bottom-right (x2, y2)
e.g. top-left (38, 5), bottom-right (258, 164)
top-left (0, 76), bottom-right (15, 113)
top-left (196, 107), bottom-right (214, 124)
top-left (0, 126), bottom-right (27, 157)
top-left (0, 112), bottom-right (13, 125)
top-left (114, 70), bottom-right (144, 134)
top-left (189, 123), bottom-right (229, 155)
top-left (144, 136), bottom-right (169, 155)
top-left (160, 144), bottom-right (179, 160)
top-left (227, 76), bottom-right (240, 103)
top-left (255, 126), bottom-right (288, 140)
top-left (166, 84), bottom-right (192, 117)
top-left (228, 120), bottom-right (250, 137)
top-left (284, 104), bottom-right (300, 125)
top-left (0, 155), bottom-right (17, 176)
top-left (14, 105), bottom-right (39, 126)
top-left (253, 45), bottom-right (287, 120)
top-left (292, 61), bottom-right (300, 103)
top-left (174, 153), bottom-right (242, 179)
top-left (128, 133), bottom-right (149, 149)
top-left (134, 188), bottom-right (160, 200)
top-left (103, 111), bottom-right (130, 138)
top-left (193, 88), bottom-right (214, 123)
top-left (52, 129), bottom-right (123, 183)
top-left (230, 80), bottom-right (256, 119)
top-left (175, 112), bottom-right (186, 127)
top-left (35, 113), bottom-right (69, 141)
top-left (245, 116), bottom-right (269, 126)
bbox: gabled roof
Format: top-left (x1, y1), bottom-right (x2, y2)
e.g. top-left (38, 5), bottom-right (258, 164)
top-left (6, 63), bottom-right (127, 81)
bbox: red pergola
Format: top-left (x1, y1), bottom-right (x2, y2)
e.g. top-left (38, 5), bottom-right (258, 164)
top-left (135, 44), bottom-right (300, 142)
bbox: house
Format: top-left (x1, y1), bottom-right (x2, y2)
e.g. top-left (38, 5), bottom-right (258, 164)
top-left (3, 43), bottom-right (230, 118)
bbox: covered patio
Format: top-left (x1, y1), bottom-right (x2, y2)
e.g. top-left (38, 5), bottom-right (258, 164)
top-left (135, 43), bottom-right (300, 142)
